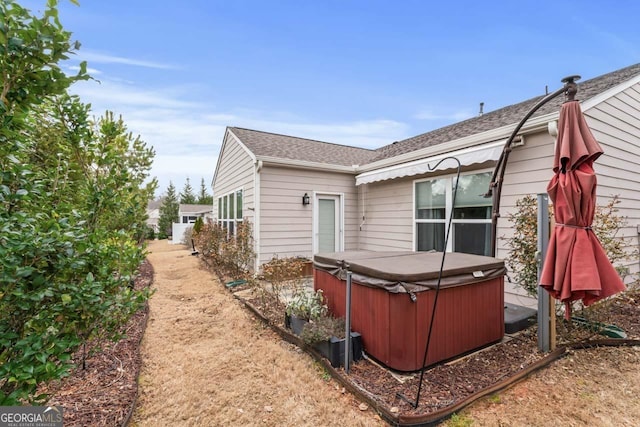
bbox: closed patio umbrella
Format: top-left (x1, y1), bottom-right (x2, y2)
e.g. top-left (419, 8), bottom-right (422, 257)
top-left (539, 96), bottom-right (625, 320)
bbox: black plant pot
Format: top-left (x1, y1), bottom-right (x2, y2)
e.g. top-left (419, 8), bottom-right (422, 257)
top-left (314, 332), bottom-right (363, 368)
top-left (284, 313), bottom-right (308, 336)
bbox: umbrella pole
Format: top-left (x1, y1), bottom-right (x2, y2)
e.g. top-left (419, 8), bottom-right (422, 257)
top-left (397, 156), bottom-right (461, 409)
top-left (486, 76), bottom-right (581, 257)
top-left (537, 193), bottom-right (554, 352)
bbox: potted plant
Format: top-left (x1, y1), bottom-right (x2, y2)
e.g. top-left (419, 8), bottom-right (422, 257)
top-left (300, 315), bottom-right (363, 368)
top-left (284, 289), bottom-right (327, 335)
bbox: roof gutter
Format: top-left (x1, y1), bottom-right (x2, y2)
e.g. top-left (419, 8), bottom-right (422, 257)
top-left (257, 156), bottom-right (359, 173)
top-left (358, 109), bottom-right (562, 173)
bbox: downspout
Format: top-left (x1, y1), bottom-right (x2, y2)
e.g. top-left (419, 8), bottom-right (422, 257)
top-left (254, 160), bottom-right (263, 272)
top-left (485, 75), bottom-right (580, 257)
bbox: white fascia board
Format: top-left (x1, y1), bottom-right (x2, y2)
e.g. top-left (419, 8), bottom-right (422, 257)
top-left (580, 74), bottom-right (640, 112)
top-left (258, 156), bottom-right (358, 173)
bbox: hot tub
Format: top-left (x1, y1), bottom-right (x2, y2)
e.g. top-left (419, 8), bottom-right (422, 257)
top-left (313, 251), bottom-right (506, 371)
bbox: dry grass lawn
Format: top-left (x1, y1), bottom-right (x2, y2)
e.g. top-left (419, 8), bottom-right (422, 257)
top-left (447, 345), bottom-right (640, 426)
top-left (130, 240), bottom-right (385, 426)
top-left (133, 240), bottom-right (640, 426)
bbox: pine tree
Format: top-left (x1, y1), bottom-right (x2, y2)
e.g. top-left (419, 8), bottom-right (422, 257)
top-left (180, 177), bottom-right (197, 204)
top-left (197, 177), bottom-right (213, 205)
top-left (158, 182), bottom-right (179, 237)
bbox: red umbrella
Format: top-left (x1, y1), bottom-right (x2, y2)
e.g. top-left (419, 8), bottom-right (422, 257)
top-left (539, 99), bottom-right (625, 320)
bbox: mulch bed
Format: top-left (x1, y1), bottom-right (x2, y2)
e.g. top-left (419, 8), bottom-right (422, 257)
top-left (239, 285), bottom-right (640, 423)
top-left (43, 260), bottom-right (640, 426)
top-left (40, 260), bottom-right (153, 427)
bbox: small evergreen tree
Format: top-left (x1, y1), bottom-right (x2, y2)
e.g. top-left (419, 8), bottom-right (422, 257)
top-left (197, 177), bottom-right (213, 205)
top-left (180, 177), bottom-right (197, 204)
top-left (158, 182), bottom-right (179, 237)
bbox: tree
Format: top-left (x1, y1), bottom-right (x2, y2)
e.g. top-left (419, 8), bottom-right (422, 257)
top-left (180, 177), bottom-right (196, 204)
top-left (158, 182), bottom-right (179, 237)
top-left (0, 0), bottom-right (153, 404)
top-left (197, 177), bottom-right (213, 205)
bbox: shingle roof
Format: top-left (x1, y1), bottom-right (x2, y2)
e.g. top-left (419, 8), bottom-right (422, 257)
top-left (229, 127), bottom-right (376, 167)
top-left (147, 199), bottom-right (162, 210)
top-left (180, 204), bottom-right (213, 214)
top-left (370, 63), bottom-right (640, 162)
top-left (227, 64), bottom-right (640, 169)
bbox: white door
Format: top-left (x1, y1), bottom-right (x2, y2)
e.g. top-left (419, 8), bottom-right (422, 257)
top-left (314, 194), bottom-right (342, 253)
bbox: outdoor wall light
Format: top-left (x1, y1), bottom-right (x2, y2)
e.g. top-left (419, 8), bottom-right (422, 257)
top-left (302, 193), bottom-right (310, 206)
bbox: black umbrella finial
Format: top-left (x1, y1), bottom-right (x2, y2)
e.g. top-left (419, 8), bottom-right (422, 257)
top-left (561, 75), bottom-right (581, 101)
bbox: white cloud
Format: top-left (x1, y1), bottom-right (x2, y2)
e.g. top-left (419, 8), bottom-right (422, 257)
top-left (69, 76), bottom-right (410, 194)
top-left (152, 154), bottom-right (217, 195)
top-left (203, 114), bottom-right (408, 149)
top-left (73, 79), bottom-right (200, 109)
top-left (571, 17), bottom-right (640, 58)
top-left (66, 64), bottom-right (102, 75)
top-left (76, 51), bottom-right (180, 70)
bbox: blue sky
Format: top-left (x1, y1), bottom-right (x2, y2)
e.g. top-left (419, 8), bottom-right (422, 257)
top-left (25, 0), bottom-right (640, 196)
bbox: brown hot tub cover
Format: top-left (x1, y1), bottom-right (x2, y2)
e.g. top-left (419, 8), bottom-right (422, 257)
top-left (314, 251), bottom-right (506, 294)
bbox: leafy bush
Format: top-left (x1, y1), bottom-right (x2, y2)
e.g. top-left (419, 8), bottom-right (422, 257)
top-left (220, 221), bottom-right (255, 280)
top-left (144, 226), bottom-right (156, 240)
top-left (286, 290), bottom-right (328, 321)
top-left (504, 195), bottom-right (541, 297)
top-left (194, 220), bottom-right (255, 280)
top-left (504, 194), bottom-right (638, 298)
top-left (0, 0), bottom-right (155, 404)
top-left (193, 217), bottom-right (204, 234)
top-left (192, 221), bottom-right (226, 270)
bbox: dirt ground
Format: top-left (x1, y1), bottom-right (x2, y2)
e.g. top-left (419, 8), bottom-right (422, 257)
top-left (130, 240), bottom-right (385, 426)
top-left (132, 241), bottom-right (640, 426)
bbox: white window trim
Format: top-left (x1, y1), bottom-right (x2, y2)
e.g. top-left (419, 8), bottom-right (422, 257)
top-left (413, 168), bottom-right (493, 253)
top-left (312, 191), bottom-right (344, 254)
top-left (217, 188), bottom-right (244, 236)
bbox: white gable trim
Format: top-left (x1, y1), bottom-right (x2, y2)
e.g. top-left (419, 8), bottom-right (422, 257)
top-left (580, 73), bottom-right (640, 112)
top-left (355, 140), bottom-right (504, 186)
top-left (212, 128), bottom-right (257, 187)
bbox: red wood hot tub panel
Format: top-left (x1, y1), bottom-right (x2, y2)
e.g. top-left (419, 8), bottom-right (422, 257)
top-left (314, 269), bottom-right (504, 371)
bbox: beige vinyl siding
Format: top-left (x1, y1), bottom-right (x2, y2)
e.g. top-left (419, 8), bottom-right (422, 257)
top-left (358, 164), bottom-right (498, 252)
top-left (258, 165), bottom-right (358, 265)
top-left (358, 177), bottom-right (415, 251)
top-left (584, 83), bottom-right (640, 281)
top-left (496, 84), bottom-right (640, 305)
top-left (213, 132), bottom-right (255, 223)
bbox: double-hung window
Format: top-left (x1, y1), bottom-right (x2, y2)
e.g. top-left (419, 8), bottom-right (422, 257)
top-left (415, 171), bottom-right (492, 256)
top-left (217, 189), bottom-right (243, 236)
top-left (182, 215), bottom-right (198, 224)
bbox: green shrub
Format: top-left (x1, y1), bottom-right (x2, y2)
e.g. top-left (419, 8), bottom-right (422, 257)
top-left (286, 289), bottom-right (328, 321)
top-left (193, 217), bottom-right (204, 234)
top-left (145, 226), bottom-right (156, 240)
top-left (0, 0), bottom-right (154, 404)
top-left (504, 194), bottom-right (637, 298)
